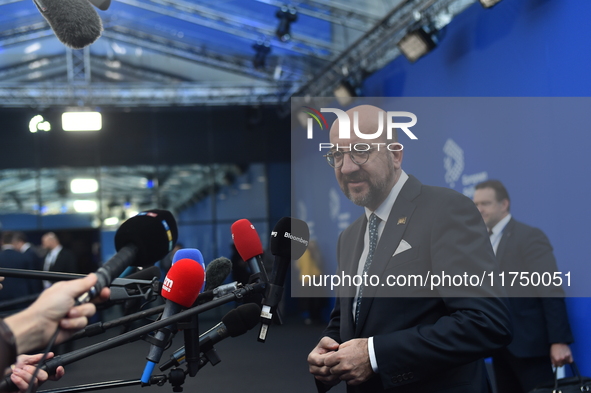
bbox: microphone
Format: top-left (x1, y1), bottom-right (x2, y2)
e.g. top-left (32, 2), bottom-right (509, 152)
top-left (192, 258), bottom-right (233, 306)
top-left (231, 219), bottom-right (269, 283)
top-left (108, 266), bottom-right (162, 304)
top-left (88, 0), bottom-right (110, 11)
top-left (258, 217), bottom-right (309, 343)
top-left (32, 0), bottom-right (103, 49)
top-left (172, 249), bottom-right (205, 292)
top-left (77, 209), bottom-right (178, 304)
top-left (159, 303), bottom-right (261, 371)
top-left (123, 266), bottom-right (162, 281)
top-left (203, 257), bottom-right (232, 292)
top-left (141, 258), bottom-right (204, 383)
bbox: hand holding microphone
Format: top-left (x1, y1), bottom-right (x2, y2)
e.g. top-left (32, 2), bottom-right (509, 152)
top-left (9, 353), bottom-right (65, 393)
top-left (4, 273), bottom-right (110, 356)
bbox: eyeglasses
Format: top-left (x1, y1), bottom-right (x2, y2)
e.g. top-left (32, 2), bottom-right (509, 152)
top-left (323, 149), bottom-right (374, 168)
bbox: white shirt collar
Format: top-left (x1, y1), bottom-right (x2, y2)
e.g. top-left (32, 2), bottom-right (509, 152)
top-left (364, 170), bottom-right (409, 223)
top-left (489, 213), bottom-right (511, 254)
top-left (491, 213), bottom-right (512, 237)
top-left (49, 245), bottom-right (63, 259)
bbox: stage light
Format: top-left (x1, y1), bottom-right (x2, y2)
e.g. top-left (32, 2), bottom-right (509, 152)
top-left (479, 0), bottom-right (502, 8)
top-left (334, 80), bottom-right (358, 106)
top-left (275, 5), bottom-right (297, 42)
top-left (70, 178), bottom-right (98, 194)
top-left (398, 26), bottom-right (439, 63)
top-left (62, 111), bottom-right (102, 131)
top-left (29, 115), bottom-right (51, 133)
top-left (252, 40), bottom-right (271, 69)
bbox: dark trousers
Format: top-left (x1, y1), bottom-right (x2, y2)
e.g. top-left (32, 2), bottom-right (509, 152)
top-left (492, 348), bottom-right (553, 393)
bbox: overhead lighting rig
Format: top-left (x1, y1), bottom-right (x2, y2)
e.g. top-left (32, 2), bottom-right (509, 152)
top-left (398, 24), bottom-right (440, 63)
top-left (479, 0), bottom-right (503, 8)
top-left (275, 5), bottom-right (297, 42)
top-left (252, 40), bottom-right (271, 69)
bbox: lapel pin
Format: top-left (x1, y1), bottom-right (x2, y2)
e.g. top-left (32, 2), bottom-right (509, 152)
top-left (397, 217), bottom-right (407, 225)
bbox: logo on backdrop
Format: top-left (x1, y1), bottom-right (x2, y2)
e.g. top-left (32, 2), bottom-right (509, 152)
top-left (443, 138), bottom-right (464, 188)
top-left (442, 138), bottom-right (489, 196)
top-left (301, 106), bottom-right (418, 153)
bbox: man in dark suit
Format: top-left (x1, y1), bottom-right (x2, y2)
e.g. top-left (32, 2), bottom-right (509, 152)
top-left (473, 180), bottom-right (573, 393)
top-left (0, 232), bottom-right (37, 307)
top-left (12, 232), bottom-right (44, 294)
top-left (308, 105), bottom-right (512, 392)
top-left (41, 232), bottom-right (78, 289)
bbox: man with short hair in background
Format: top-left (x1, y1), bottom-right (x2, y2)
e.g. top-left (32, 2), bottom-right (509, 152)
top-left (41, 232), bottom-right (78, 289)
top-left (473, 179), bottom-right (574, 393)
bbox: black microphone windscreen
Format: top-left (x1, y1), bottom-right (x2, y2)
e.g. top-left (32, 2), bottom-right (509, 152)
top-left (125, 265), bottom-right (161, 281)
top-left (88, 0), bottom-right (110, 11)
top-left (270, 217), bottom-right (310, 260)
top-left (33, 0), bottom-right (103, 49)
top-left (204, 257), bottom-right (232, 292)
top-left (222, 303), bottom-right (261, 337)
top-left (114, 210), bottom-right (178, 267)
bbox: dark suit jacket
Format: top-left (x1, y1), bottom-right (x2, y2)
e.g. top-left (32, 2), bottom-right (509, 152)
top-left (496, 218), bottom-right (573, 358)
top-left (0, 249), bottom-right (37, 305)
top-left (22, 247), bottom-right (44, 294)
top-left (50, 248), bottom-right (79, 274)
top-left (321, 175), bottom-right (512, 393)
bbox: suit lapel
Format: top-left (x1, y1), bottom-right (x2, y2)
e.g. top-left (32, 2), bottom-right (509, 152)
top-left (354, 175), bottom-right (420, 336)
top-left (495, 218), bottom-right (514, 267)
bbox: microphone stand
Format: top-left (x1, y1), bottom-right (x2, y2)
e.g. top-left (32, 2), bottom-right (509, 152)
top-left (0, 268), bottom-right (85, 281)
top-left (69, 281), bottom-right (247, 341)
top-left (38, 349), bottom-right (221, 393)
top-left (0, 281), bottom-right (266, 393)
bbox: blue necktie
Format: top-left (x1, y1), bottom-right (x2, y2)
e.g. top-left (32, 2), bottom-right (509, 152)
top-left (355, 213), bottom-right (380, 326)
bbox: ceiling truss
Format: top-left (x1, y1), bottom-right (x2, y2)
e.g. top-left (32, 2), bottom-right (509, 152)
top-left (0, 0), bottom-right (480, 108)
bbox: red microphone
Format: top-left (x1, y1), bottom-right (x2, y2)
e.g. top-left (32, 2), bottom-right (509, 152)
top-left (142, 258), bottom-right (204, 383)
top-left (162, 258), bottom-right (204, 307)
top-left (231, 219), bottom-right (268, 283)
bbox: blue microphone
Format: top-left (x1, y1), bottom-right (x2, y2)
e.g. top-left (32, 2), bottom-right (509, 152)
top-left (173, 248), bottom-right (205, 292)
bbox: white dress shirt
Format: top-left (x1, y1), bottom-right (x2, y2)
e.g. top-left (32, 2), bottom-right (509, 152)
top-left (353, 170), bottom-right (409, 374)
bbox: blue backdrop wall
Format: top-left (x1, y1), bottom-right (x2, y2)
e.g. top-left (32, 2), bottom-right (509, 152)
top-left (367, 0), bottom-right (591, 376)
top-left (293, 0), bottom-right (590, 377)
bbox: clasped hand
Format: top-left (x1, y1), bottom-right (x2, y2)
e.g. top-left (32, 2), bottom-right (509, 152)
top-left (308, 337), bottom-right (374, 386)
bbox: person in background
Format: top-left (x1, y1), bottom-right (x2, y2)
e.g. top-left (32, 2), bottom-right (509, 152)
top-left (11, 232), bottom-right (44, 294)
top-left (0, 232), bottom-right (36, 307)
top-left (473, 180), bottom-right (573, 393)
top-left (41, 232), bottom-right (79, 289)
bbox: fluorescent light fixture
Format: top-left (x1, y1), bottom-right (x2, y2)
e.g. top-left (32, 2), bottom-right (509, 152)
top-left (70, 179), bottom-right (98, 194)
top-left (62, 112), bottom-right (102, 131)
top-left (73, 200), bottom-right (98, 213)
top-left (104, 216), bottom-right (119, 226)
top-left (24, 43), bottom-right (41, 54)
top-left (479, 0), bottom-right (502, 8)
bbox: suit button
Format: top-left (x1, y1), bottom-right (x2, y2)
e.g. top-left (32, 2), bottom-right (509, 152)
top-left (408, 372), bottom-right (414, 379)
top-left (398, 376), bottom-right (404, 382)
top-left (402, 373), bottom-right (408, 380)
